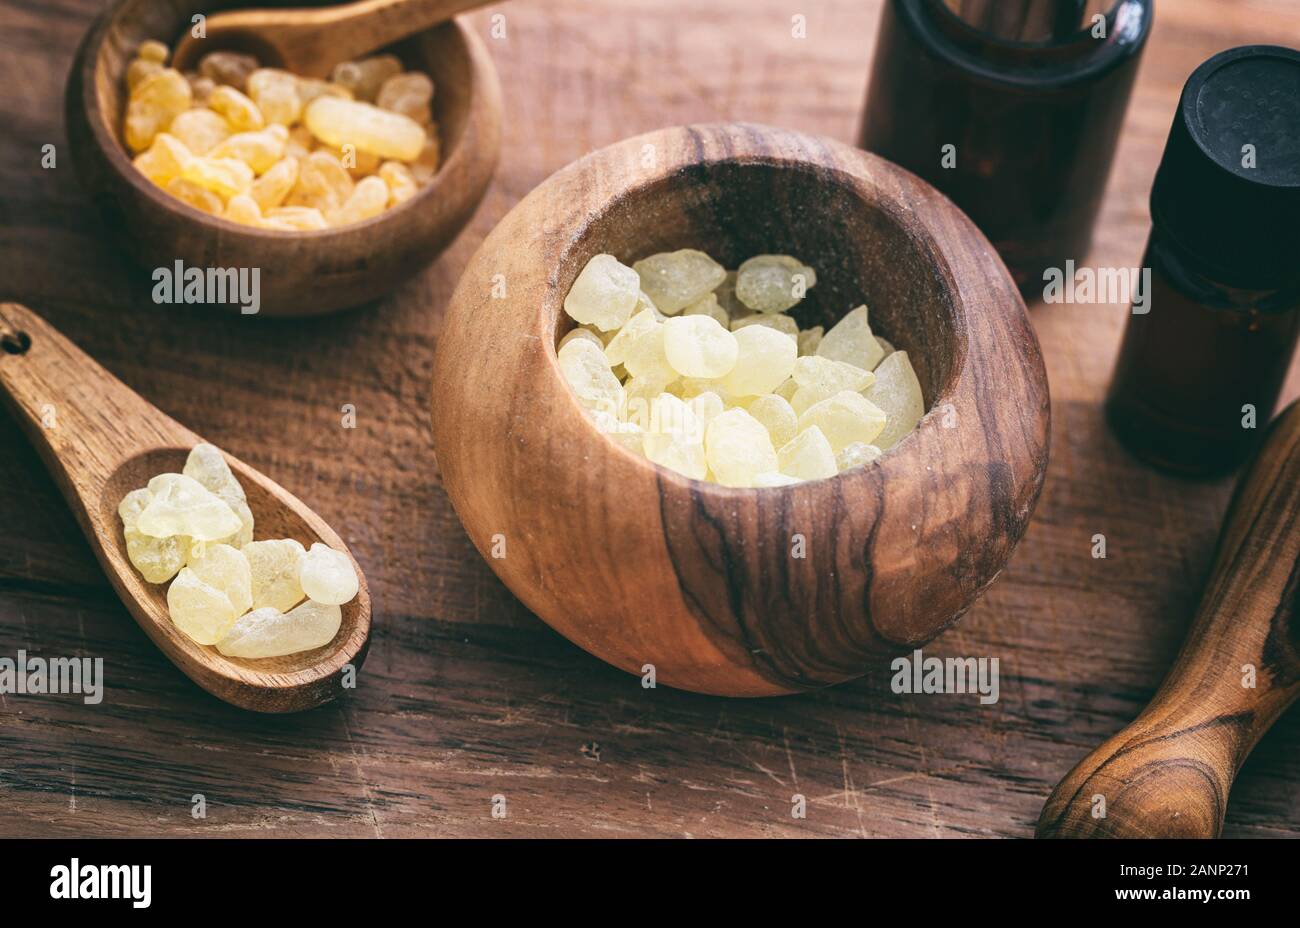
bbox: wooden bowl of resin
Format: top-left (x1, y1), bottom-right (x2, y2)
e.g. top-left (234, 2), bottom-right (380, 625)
top-left (431, 123), bottom-right (1051, 696)
top-left (65, 0), bottom-right (502, 316)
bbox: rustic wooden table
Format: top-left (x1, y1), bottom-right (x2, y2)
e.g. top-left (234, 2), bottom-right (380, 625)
top-left (1, 0), bottom-right (1297, 838)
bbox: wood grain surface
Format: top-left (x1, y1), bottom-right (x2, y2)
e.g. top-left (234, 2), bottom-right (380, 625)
top-left (1, 0), bottom-right (1298, 838)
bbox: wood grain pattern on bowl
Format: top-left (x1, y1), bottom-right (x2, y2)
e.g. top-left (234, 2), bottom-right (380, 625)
top-left (65, 0), bottom-right (502, 316)
top-left (431, 123), bottom-right (1051, 697)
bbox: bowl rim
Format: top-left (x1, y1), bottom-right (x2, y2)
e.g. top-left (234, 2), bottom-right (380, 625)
top-left (75, 3), bottom-right (498, 240)
top-left (543, 126), bottom-right (975, 496)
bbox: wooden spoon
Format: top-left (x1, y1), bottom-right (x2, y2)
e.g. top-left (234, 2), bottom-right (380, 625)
top-left (0, 302), bottom-right (370, 712)
top-left (1037, 399), bottom-right (1300, 837)
top-left (172, 0), bottom-right (500, 76)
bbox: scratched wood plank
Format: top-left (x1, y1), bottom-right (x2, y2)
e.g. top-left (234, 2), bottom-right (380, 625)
top-left (0, 0), bottom-right (1297, 838)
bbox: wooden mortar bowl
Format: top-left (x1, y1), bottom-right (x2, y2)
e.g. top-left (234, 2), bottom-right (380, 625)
top-left (65, 0), bottom-right (502, 317)
top-left (431, 124), bottom-right (1051, 696)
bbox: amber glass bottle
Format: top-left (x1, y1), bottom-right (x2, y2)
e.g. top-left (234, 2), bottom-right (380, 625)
top-left (859, 0), bottom-right (1152, 295)
top-left (1106, 46), bottom-right (1300, 478)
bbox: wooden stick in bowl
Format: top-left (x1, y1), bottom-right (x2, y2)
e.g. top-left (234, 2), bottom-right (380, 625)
top-left (172, 0), bottom-right (501, 76)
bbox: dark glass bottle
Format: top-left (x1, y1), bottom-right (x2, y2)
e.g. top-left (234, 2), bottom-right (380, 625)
top-left (1106, 46), bottom-right (1300, 478)
top-left (859, 0), bottom-right (1152, 295)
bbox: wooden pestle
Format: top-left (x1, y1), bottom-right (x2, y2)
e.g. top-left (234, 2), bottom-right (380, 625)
top-left (1038, 400), bottom-right (1300, 838)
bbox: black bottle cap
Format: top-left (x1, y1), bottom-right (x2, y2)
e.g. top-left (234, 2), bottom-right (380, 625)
top-left (1151, 45), bottom-right (1300, 290)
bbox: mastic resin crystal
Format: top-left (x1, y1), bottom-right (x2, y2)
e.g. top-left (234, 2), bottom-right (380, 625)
top-left (122, 41), bottom-right (442, 229)
top-left (559, 251), bottom-right (925, 486)
top-left (119, 444), bottom-right (357, 657)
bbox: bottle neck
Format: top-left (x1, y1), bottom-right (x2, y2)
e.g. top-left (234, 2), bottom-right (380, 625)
top-left (905, 0), bottom-right (1151, 84)
top-left (1150, 230), bottom-right (1300, 315)
top-left (932, 0), bottom-right (1119, 44)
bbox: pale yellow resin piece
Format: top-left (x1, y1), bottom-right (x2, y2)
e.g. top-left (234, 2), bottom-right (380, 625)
top-left (299, 542), bottom-right (360, 606)
top-left (243, 538), bottom-right (307, 612)
top-left (864, 351), bottom-right (926, 450)
top-left (188, 544), bottom-right (253, 615)
top-left (836, 441), bottom-right (884, 472)
top-left (169, 542), bottom-right (255, 645)
top-left (642, 393), bottom-right (707, 479)
top-left (633, 250), bottom-right (727, 314)
top-left (304, 96), bottom-right (425, 161)
top-left (183, 443), bottom-right (254, 548)
top-left (138, 473), bottom-right (242, 541)
top-left (119, 487), bottom-right (188, 584)
top-left (705, 408), bottom-right (778, 488)
top-left (720, 325), bottom-right (797, 397)
top-left (216, 600), bottom-right (342, 658)
top-left (790, 355), bottom-right (875, 415)
top-left (735, 254), bottom-right (817, 314)
top-left (745, 394), bottom-right (799, 449)
top-left (817, 305), bottom-right (885, 372)
top-left (558, 338), bottom-right (624, 417)
top-left (797, 391), bottom-right (888, 453)
top-left (663, 315), bottom-right (739, 379)
top-left (564, 255), bottom-right (642, 332)
top-left (778, 426), bottom-right (838, 481)
top-left (168, 567), bottom-right (241, 645)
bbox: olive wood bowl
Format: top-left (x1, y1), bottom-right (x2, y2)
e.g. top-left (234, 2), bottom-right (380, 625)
top-left (431, 123), bottom-right (1051, 696)
top-left (65, 0), bottom-right (502, 316)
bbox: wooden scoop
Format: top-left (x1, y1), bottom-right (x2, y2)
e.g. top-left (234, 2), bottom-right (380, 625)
top-left (0, 303), bottom-right (370, 712)
top-left (172, 0), bottom-right (499, 76)
top-left (1038, 399), bottom-right (1300, 837)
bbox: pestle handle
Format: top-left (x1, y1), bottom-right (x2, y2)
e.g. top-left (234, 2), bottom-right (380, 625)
top-left (1037, 400), bottom-right (1300, 838)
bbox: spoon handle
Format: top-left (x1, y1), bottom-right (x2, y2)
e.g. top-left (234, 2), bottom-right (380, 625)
top-left (0, 302), bottom-right (194, 503)
top-left (1037, 400), bottom-right (1300, 838)
top-left (1, 302), bottom-right (372, 712)
top-left (268, 0), bottom-right (499, 71)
